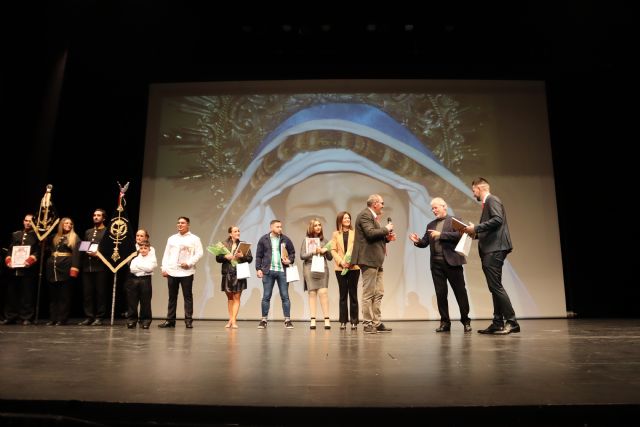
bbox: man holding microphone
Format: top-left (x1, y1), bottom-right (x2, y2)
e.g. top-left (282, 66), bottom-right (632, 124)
top-left (351, 194), bottom-right (395, 334)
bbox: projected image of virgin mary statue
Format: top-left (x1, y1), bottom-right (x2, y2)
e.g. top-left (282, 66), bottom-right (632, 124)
top-left (199, 102), bottom-right (537, 320)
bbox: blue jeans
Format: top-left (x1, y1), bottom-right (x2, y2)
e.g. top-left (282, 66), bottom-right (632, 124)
top-left (261, 270), bottom-right (290, 317)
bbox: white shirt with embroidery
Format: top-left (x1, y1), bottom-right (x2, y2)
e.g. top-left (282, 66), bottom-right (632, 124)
top-left (161, 232), bottom-right (203, 277)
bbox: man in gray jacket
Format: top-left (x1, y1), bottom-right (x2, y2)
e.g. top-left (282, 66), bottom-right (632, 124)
top-left (351, 194), bottom-right (395, 334)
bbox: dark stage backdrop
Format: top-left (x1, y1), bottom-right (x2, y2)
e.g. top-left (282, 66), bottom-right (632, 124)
top-left (2, 6), bottom-right (635, 319)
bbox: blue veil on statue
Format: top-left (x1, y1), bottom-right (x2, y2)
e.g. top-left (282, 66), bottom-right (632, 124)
top-left (200, 103), bottom-right (537, 319)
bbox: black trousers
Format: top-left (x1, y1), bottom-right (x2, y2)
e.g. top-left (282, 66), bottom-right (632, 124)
top-left (480, 250), bottom-right (517, 325)
top-left (5, 274), bottom-right (37, 321)
top-left (430, 258), bottom-right (470, 325)
top-left (48, 281), bottom-right (72, 323)
top-left (335, 270), bottom-right (360, 324)
top-left (82, 271), bottom-right (111, 320)
top-left (126, 275), bottom-right (153, 324)
top-left (166, 275), bottom-right (193, 321)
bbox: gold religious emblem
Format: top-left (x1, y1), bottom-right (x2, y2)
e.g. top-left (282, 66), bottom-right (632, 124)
top-left (33, 184), bottom-right (59, 241)
top-left (108, 217), bottom-right (129, 261)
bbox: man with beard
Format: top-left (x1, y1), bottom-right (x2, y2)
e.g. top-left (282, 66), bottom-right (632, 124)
top-left (78, 209), bottom-right (111, 326)
top-left (2, 214), bottom-right (40, 325)
top-left (464, 178), bottom-right (520, 335)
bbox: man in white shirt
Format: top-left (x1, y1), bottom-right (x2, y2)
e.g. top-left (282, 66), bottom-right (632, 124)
top-left (159, 216), bottom-right (203, 328)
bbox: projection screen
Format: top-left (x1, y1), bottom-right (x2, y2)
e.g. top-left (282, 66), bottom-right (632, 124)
top-left (141, 79), bottom-right (565, 320)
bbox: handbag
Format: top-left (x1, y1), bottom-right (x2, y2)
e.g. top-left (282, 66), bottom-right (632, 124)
top-left (311, 255), bottom-right (325, 273)
top-left (236, 262), bottom-right (251, 279)
top-left (285, 265), bottom-right (300, 282)
top-left (455, 232), bottom-right (472, 257)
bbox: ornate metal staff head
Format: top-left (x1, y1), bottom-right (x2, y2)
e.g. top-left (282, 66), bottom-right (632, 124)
top-left (116, 181), bottom-right (129, 212)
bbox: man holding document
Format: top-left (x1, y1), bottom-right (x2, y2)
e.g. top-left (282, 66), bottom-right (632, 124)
top-left (2, 214), bottom-right (39, 325)
top-left (159, 216), bottom-right (203, 329)
top-left (410, 198), bottom-right (472, 333)
top-left (254, 220), bottom-right (296, 329)
top-left (463, 177), bottom-right (520, 335)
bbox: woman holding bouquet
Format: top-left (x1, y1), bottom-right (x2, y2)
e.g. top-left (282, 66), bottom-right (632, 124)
top-left (214, 226), bottom-right (253, 328)
top-left (330, 211), bottom-right (360, 330)
top-left (300, 219), bottom-right (333, 330)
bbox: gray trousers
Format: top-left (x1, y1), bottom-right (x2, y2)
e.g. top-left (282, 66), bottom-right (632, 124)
top-left (360, 266), bottom-right (384, 326)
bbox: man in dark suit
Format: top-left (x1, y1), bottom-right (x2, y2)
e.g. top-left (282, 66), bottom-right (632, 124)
top-left (464, 177), bottom-right (520, 335)
top-left (410, 197), bottom-right (471, 333)
top-left (351, 194), bottom-right (395, 334)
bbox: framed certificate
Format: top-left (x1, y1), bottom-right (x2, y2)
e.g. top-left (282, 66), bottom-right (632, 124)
top-left (305, 237), bottom-right (320, 254)
top-left (11, 245), bottom-right (31, 268)
top-left (178, 246), bottom-right (192, 264)
top-left (234, 241), bottom-right (251, 256)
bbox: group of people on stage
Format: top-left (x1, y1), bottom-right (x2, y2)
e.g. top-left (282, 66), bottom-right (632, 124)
top-left (212, 177), bottom-right (520, 335)
top-left (2, 177), bottom-right (521, 335)
top-left (0, 209), bottom-right (159, 328)
top-left (0, 210), bottom-right (202, 329)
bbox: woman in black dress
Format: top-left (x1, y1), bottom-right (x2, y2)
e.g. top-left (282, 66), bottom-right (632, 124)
top-left (215, 226), bottom-right (253, 328)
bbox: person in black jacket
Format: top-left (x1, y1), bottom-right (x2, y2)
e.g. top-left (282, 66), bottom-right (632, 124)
top-left (464, 177), bottom-right (520, 335)
top-left (254, 220), bottom-right (295, 329)
top-left (45, 218), bottom-right (81, 325)
top-left (78, 209), bottom-right (111, 326)
top-left (410, 198), bottom-right (471, 333)
top-left (215, 226), bottom-right (253, 329)
top-left (2, 214), bottom-right (40, 325)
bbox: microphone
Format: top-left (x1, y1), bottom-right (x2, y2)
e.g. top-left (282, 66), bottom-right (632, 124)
top-left (386, 217), bottom-right (395, 245)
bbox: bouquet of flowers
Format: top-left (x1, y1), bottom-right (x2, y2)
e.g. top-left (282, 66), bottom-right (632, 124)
top-left (323, 241), bottom-right (333, 251)
top-left (207, 242), bottom-right (238, 266)
top-left (341, 252), bottom-right (352, 276)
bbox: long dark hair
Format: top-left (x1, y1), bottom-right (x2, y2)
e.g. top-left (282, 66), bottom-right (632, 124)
top-left (227, 225), bottom-right (239, 243)
top-left (336, 211), bottom-right (352, 231)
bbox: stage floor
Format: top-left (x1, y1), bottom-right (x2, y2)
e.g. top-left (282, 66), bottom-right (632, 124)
top-left (1, 318), bottom-right (639, 425)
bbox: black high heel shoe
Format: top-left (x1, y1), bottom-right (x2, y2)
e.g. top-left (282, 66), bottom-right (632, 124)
top-left (340, 323), bottom-right (347, 330)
